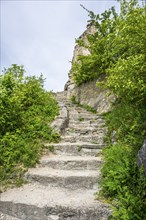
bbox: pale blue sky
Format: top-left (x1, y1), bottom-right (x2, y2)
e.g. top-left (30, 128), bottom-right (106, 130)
top-left (1, 0), bottom-right (120, 92)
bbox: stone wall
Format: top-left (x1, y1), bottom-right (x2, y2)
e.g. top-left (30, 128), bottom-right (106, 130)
top-left (64, 25), bottom-right (96, 97)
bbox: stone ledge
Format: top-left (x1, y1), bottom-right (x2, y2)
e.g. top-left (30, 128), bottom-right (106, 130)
top-left (51, 102), bottom-right (69, 135)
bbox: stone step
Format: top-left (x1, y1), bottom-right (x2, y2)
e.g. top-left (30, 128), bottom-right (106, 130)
top-left (69, 110), bottom-right (99, 114)
top-left (39, 155), bottom-right (102, 170)
top-left (25, 167), bottom-right (100, 190)
top-left (0, 100), bottom-right (109, 219)
top-left (44, 143), bottom-right (103, 156)
top-left (65, 127), bottom-right (105, 136)
top-left (69, 114), bottom-right (100, 120)
top-left (68, 108), bottom-right (91, 113)
top-left (61, 135), bottom-right (104, 144)
top-left (0, 184), bottom-right (111, 220)
top-left (69, 121), bottom-right (91, 127)
top-left (68, 121), bottom-right (105, 128)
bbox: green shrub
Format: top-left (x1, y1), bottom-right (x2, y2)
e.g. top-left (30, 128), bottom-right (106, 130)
top-left (78, 117), bottom-right (84, 122)
top-left (70, 95), bottom-right (79, 104)
top-left (101, 144), bottom-right (132, 198)
top-left (73, 1), bottom-right (146, 219)
top-left (104, 103), bottom-right (146, 147)
top-left (101, 143), bottom-right (146, 220)
top-left (0, 64), bottom-right (59, 189)
top-left (70, 95), bottom-right (97, 113)
top-left (82, 104), bottom-right (97, 114)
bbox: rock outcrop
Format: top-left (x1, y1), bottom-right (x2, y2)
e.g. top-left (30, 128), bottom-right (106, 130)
top-left (64, 25), bottom-right (96, 95)
top-left (65, 25), bottom-right (115, 114)
top-left (51, 92), bottom-right (69, 135)
top-left (137, 139), bottom-right (146, 176)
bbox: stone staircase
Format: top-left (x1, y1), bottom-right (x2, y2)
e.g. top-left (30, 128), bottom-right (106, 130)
top-left (0, 93), bottom-right (111, 220)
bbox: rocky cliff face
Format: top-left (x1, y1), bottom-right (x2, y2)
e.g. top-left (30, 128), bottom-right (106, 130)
top-left (64, 25), bottom-right (115, 114)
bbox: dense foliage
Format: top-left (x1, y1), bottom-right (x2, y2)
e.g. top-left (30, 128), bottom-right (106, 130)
top-left (72, 0), bottom-right (146, 219)
top-left (0, 65), bottom-right (59, 190)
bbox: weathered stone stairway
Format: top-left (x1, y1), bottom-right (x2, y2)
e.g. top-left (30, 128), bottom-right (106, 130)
top-left (0, 94), bottom-right (111, 220)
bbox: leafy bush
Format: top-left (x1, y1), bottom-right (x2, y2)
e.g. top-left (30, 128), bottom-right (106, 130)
top-left (101, 144), bottom-right (133, 198)
top-left (101, 144), bottom-right (146, 220)
top-left (70, 95), bottom-right (79, 105)
top-left (72, 0), bottom-right (146, 94)
top-left (104, 103), bottom-right (146, 147)
top-left (81, 104), bottom-right (97, 114)
top-left (72, 0), bottom-right (146, 219)
top-left (0, 64), bottom-right (59, 190)
top-left (72, 6), bottom-right (118, 85)
top-left (101, 102), bottom-right (146, 219)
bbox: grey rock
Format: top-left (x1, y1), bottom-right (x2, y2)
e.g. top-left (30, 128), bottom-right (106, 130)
top-left (137, 139), bottom-right (146, 176)
top-left (64, 25), bottom-right (115, 114)
top-left (51, 102), bottom-right (69, 135)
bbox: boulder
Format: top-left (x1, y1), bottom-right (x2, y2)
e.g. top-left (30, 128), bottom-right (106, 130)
top-left (51, 102), bottom-right (69, 135)
top-left (137, 139), bottom-right (146, 176)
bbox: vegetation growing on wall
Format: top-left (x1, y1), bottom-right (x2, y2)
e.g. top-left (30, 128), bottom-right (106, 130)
top-left (0, 64), bottom-right (59, 190)
top-left (73, 0), bottom-right (146, 219)
top-left (70, 95), bottom-right (97, 113)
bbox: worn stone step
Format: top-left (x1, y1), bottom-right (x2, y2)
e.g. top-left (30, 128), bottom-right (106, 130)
top-left (68, 106), bottom-right (93, 110)
top-left (65, 127), bottom-right (105, 136)
top-left (67, 126), bottom-right (104, 131)
top-left (68, 121), bottom-right (105, 128)
top-left (25, 167), bottom-right (100, 190)
top-left (0, 184), bottom-right (111, 220)
top-left (69, 114), bottom-right (100, 120)
top-left (61, 135), bottom-right (104, 144)
top-left (69, 111), bottom-right (101, 115)
top-left (69, 111), bottom-right (91, 116)
top-left (39, 155), bottom-right (102, 170)
top-left (69, 110), bottom-right (98, 115)
top-left (69, 120), bottom-right (91, 126)
top-left (0, 99), bottom-right (109, 219)
top-left (69, 118), bottom-right (103, 124)
top-left (68, 108), bottom-right (90, 113)
top-left (44, 142), bottom-right (103, 156)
